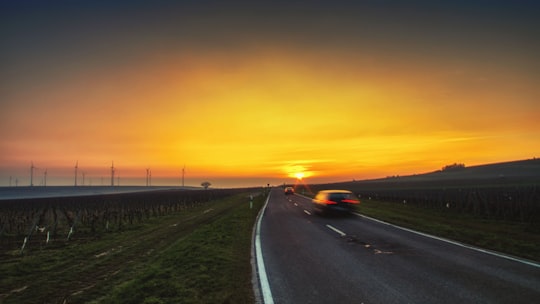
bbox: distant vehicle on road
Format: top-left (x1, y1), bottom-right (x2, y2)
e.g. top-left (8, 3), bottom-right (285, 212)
top-left (312, 190), bottom-right (359, 215)
top-left (284, 187), bottom-right (295, 195)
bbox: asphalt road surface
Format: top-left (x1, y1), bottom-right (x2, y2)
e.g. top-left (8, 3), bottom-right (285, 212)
top-left (255, 188), bottom-right (540, 304)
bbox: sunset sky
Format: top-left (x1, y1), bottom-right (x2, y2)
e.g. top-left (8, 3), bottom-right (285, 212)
top-left (1, 0), bottom-right (539, 187)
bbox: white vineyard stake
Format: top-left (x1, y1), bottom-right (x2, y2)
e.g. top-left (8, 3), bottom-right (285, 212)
top-left (67, 227), bottom-right (74, 241)
top-left (20, 237), bottom-right (28, 254)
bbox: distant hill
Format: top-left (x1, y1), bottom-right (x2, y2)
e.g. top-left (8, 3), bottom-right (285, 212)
top-left (420, 158), bottom-right (540, 180)
top-left (323, 158), bottom-right (540, 189)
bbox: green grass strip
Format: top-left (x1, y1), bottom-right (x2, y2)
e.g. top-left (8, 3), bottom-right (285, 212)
top-left (359, 199), bottom-right (540, 262)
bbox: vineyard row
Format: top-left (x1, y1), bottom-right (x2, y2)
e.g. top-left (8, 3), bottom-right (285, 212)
top-left (0, 188), bottom-right (254, 252)
top-left (310, 184), bottom-right (540, 224)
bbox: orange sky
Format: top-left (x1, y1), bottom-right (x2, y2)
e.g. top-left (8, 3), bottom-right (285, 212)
top-left (1, 1), bottom-right (539, 187)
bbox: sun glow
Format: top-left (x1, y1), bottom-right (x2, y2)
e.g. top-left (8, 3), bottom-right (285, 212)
top-left (294, 172), bottom-right (305, 180)
top-left (284, 163), bottom-right (314, 180)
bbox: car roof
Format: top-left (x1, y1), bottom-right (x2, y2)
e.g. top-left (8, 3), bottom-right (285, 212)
top-left (317, 190), bottom-right (352, 194)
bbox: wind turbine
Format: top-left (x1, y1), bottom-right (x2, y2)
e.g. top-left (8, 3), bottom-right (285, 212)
top-left (30, 161), bottom-right (35, 186)
top-left (182, 165), bottom-right (186, 188)
top-left (74, 161), bottom-right (78, 186)
top-left (111, 161), bottom-right (115, 186)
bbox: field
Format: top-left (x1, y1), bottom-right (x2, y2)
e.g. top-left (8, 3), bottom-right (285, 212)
top-left (0, 189), bottom-right (266, 303)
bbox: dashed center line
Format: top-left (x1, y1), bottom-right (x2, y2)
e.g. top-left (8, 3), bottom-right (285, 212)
top-left (303, 210), bottom-right (311, 215)
top-left (326, 224), bottom-right (347, 237)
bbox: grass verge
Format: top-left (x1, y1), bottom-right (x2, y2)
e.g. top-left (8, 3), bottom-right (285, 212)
top-left (358, 199), bottom-right (540, 262)
top-left (0, 192), bottom-right (265, 303)
top-left (98, 194), bottom-right (262, 304)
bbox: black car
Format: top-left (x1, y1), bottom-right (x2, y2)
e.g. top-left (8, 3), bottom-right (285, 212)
top-left (312, 190), bottom-right (359, 214)
top-left (284, 187), bottom-right (294, 195)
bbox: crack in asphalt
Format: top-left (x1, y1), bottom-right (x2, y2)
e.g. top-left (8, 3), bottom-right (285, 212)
top-left (343, 234), bottom-right (394, 255)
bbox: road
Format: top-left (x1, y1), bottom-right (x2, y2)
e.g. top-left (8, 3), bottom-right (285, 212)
top-left (254, 188), bottom-right (540, 304)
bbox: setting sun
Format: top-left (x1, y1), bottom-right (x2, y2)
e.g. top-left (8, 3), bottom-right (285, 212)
top-left (294, 172), bottom-right (305, 180)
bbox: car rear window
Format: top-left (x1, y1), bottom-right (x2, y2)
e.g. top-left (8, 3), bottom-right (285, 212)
top-left (329, 193), bottom-right (352, 201)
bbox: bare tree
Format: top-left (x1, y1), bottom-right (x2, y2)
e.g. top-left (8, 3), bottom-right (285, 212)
top-left (442, 163), bottom-right (466, 171)
top-left (201, 181), bottom-right (211, 189)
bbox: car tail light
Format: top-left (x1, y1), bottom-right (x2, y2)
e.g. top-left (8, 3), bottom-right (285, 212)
top-left (324, 200), bottom-right (338, 205)
top-left (342, 199), bottom-right (360, 204)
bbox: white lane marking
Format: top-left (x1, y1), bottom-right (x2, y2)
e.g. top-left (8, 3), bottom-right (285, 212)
top-left (326, 224), bottom-right (347, 237)
top-left (294, 203), bottom-right (298, 206)
top-left (255, 194), bottom-right (275, 304)
top-left (304, 210), bottom-right (311, 215)
top-left (354, 212), bottom-right (540, 268)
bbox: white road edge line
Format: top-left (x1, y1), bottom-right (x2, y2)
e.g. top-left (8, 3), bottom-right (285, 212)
top-left (254, 193), bottom-right (275, 304)
top-left (304, 210), bottom-right (311, 215)
top-left (326, 224), bottom-right (347, 237)
top-left (354, 212), bottom-right (540, 268)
